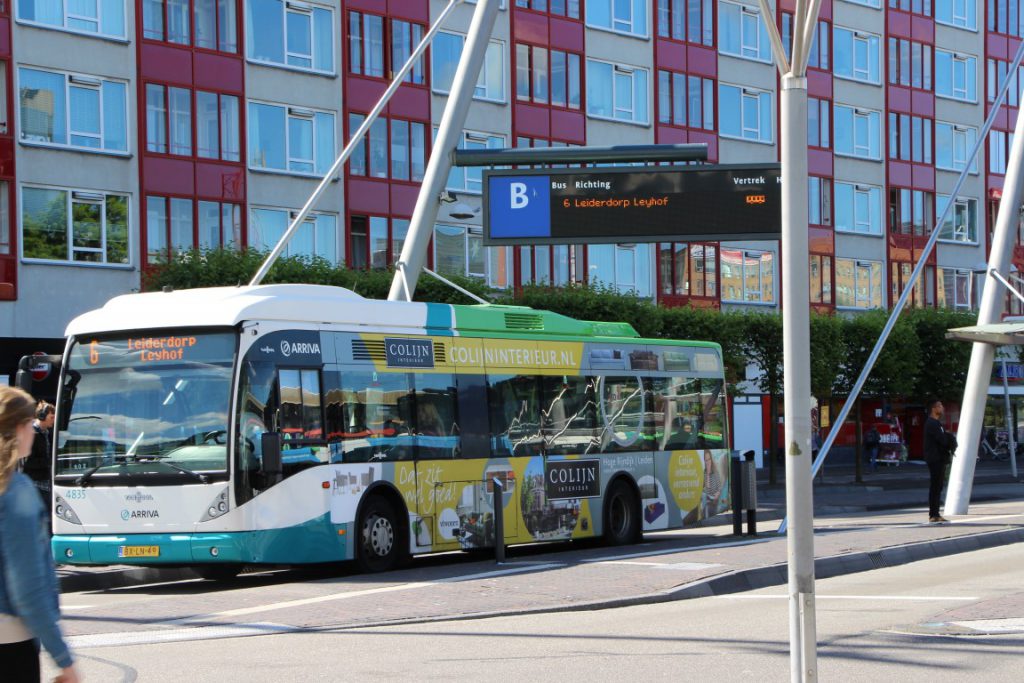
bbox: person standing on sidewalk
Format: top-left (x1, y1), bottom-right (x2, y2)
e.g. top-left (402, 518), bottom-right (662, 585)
top-left (22, 402), bottom-right (55, 509)
top-left (0, 387), bottom-right (80, 682)
top-left (923, 399), bottom-right (955, 524)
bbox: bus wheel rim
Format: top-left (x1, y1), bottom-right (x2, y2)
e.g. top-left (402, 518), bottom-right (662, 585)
top-left (367, 515), bottom-right (394, 557)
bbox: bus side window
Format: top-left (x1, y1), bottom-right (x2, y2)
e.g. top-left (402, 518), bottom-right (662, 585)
top-left (413, 373), bottom-right (460, 459)
top-left (650, 377), bottom-right (702, 451)
top-left (597, 376), bottom-right (651, 453)
top-left (487, 374), bottom-right (542, 457)
top-left (542, 376), bottom-right (599, 456)
top-left (699, 378), bottom-right (727, 448)
top-left (276, 368), bottom-right (327, 473)
top-left (328, 371), bottom-right (414, 463)
top-left (456, 374), bottom-right (490, 459)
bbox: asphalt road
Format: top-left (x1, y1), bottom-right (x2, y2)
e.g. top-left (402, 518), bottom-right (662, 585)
top-left (46, 541), bottom-right (1024, 682)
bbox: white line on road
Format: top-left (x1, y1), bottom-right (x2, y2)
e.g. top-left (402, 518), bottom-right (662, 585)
top-left (581, 537), bottom-right (773, 564)
top-left (164, 562), bottom-right (565, 624)
top-left (61, 605), bottom-right (96, 610)
top-left (714, 594), bottom-right (978, 601)
top-left (69, 622), bottom-right (296, 649)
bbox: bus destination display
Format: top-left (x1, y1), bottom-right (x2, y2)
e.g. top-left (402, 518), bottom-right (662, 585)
top-left (74, 333), bottom-right (236, 368)
top-left (484, 164), bottom-right (781, 246)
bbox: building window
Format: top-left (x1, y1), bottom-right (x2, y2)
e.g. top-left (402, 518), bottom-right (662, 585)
top-left (432, 31), bottom-right (506, 102)
top-left (719, 83), bottom-right (772, 143)
top-left (990, 129), bottom-right (1011, 174)
top-left (656, 0), bottom-right (713, 45)
top-left (781, 14), bottom-right (829, 69)
top-left (935, 50), bottom-right (977, 101)
top-left (142, 0), bottom-right (237, 52)
top-left (586, 0), bottom-right (648, 37)
top-left (517, 45), bottom-right (581, 109)
top-left (348, 11), bottom-right (384, 78)
top-left (935, 121), bottom-right (977, 173)
top-left (808, 97), bottom-right (830, 148)
top-left (18, 0), bottom-right (126, 38)
top-left (247, 0), bottom-right (333, 74)
top-left (348, 215), bottom-right (406, 269)
top-left (196, 91), bottom-right (240, 161)
top-left (248, 101), bottom-right (335, 176)
top-left (834, 104), bottom-right (881, 159)
top-left (938, 268), bottom-right (972, 310)
top-left (987, 59), bottom-right (1023, 106)
top-left (145, 84), bottom-right (192, 156)
top-left (985, 0), bottom-right (1019, 35)
top-left (847, 0), bottom-right (882, 8)
top-left (888, 113), bottom-right (933, 164)
top-left (21, 185), bottom-right (128, 264)
top-left (435, 223), bottom-right (485, 277)
top-left (809, 176), bottom-right (832, 226)
top-left (448, 131), bottom-right (503, 193)
top-left (937, 195), bottom-right (978, 243)
top-left (586, 59), bottom-right (649, 124)
top-left (659, 242), bottom-right (719, 297)
top-left (835, 258), bottom-right (883, 309)
top-left (834, 26), bottom-right (880, 84)
top-left (719, 2), bottom-right (771, 63)
top-left (720, 248), bottom-right (775, 304)
top-left (587, 243), bottom-right (653, 297)
top-left (517, 1), bottom-right (579, 18)
top-left (391, 19), bottom-right (426, 84)
top-left (889, 0), bottom-right (933, 16)
top-left (835, 182), bottom-right (882, 234)
top-left (19, 68), bottom-right (127, 153)
top-left (888, 38), bottom-right (932, 90)
top-left (935, 0), bottom-right (974, 28)
top-left (250, 207), bottom-right (338, 263)
top-left (890, 261), bottom-right (933, 308)
top-left (147, 196), bottom-right (241, 260)
top-left (348, 114), bottom-right (425, 182)
top-left (658, 71), bottom-right (714, 129)
top-left (889, 188), bottom-right (934, 236)
top-left (809, 254), bottom-right (832, 304)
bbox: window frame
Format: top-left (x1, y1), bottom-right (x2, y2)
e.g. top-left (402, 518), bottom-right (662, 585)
top-left (935, 49), bottom-right (977, 102)
top-left (142, 0), bottom-right (238, 53)
top-left (719, 82), bottom-right (773, 144)
top-left (431, 31), bottom-right (507, 103)
top-left (936, 195), bottom-right (978, 244)
top-left (935, 0), bottom-right (976, 31)
top-left (935, 121), bottom-right (978, 173)
top-left (17, 0), bottom-right (128, 40)
top-left (247, 99), bottom-right (336, 177)
top-left (835, 257), bottom-right (884, 310)
top-left (586, 0), bottom-right (650, 39)
top-left (718, 1), bottom-right (772, 64)
top-left (245, 0), bottom-right (335, 75)
top-left (833, 26), bottom-right (881, 84)
top-left (585, 58), bottom-right (651, 126)
top-left (834, 181), bottom-right (883, 235)
top-left (145, 195), bottom-right (243, 261)
top-left (833, 104), bottom-right (881, 160)
top-left (249, 204), bottom-right (339, 263)
top-left (20, 183), bottom-right (130, 267)
top-left (18, 66), bottom-right (129, 155)
top-left (719, 247), bottom-right (776, 304)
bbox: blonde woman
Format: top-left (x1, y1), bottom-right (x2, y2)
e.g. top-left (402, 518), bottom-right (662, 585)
top-left (0, 387), bottom-right (79, 682)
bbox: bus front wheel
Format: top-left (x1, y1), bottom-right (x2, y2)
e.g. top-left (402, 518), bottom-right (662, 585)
top-left (357, 496), bottom-right (405, 573)
top-left (603, 479), bottom-right (641, 546)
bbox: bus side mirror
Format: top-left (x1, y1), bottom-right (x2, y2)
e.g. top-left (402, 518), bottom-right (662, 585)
top-left (14, 369), bottom-right (32, 393)
top-left (261, 432), bottom-right (283, 485)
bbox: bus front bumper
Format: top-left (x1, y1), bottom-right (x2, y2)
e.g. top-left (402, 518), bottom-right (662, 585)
top-left (53, 533), bottom-right (247, 566)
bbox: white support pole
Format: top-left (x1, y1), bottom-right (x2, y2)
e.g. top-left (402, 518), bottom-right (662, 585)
top-left (946, 102), bottom-right (1024, 514)
top-left (388, 0), bottom-right (501, 301)
top-left (1000, 357), bottom-right (1018, 478)
top-left (248, 0), bottom-right (465, 286)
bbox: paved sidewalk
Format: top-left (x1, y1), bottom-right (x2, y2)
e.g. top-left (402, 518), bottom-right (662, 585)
top-left (57, 476), bottom-right (1024, 643)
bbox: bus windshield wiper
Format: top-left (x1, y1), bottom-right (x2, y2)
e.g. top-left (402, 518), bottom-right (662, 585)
top-left (134, 456), bottom-right (208, 484)
top-left (75, 463), bottom-right (108, 487)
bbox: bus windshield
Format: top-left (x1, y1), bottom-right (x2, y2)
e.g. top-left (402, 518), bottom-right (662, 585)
top-left (55, 331), bottom-right (236, 484)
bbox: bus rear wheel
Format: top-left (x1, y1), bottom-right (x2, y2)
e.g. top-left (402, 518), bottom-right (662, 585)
top-left (604, 479), bottom-right (641, 546)
top-left (357, 496), bottom-right (405, 573)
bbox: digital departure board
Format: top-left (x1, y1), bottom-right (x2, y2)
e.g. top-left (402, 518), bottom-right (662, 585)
top-left (483, 164), bottom-right (781, 246)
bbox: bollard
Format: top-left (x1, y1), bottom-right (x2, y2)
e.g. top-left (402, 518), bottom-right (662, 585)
top-left (492, 477), bottom-right (505, 564)
top-left (731, 453), bottom-right (743, 536)
top-left (744, 450), bottom-right (758, 535)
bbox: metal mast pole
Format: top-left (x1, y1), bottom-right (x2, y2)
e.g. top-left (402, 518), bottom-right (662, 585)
top-left (388, 0), bottom-right (501, 301)
top-left (1000, 357), bottom-right (1018, 478)
top-left (758, 0), bottom-right (821, 679)
top-left (248, 0), bottom-right (466, 286)
top-left (946, 93), bottom-right (1024, 514)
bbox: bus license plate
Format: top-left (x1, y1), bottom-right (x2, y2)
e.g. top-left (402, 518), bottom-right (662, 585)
top-left (118, 545), bottom-right (160, 558)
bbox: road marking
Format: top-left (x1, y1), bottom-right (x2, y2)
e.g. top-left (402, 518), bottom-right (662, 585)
top-left (593, 561), bottom-right (722, 571)
top-left (949, 513), bottom-right (1023, 524)
top-left (69, 622), bottom-right (296, 649)
top-left (581, 537), bottom-right (773, 564)
top-left (164, 562), bottom-right (565, 624)
top-left (61, 605), bottom-right (96, 610)
top-left (951, 617), bottom-right (1024, 632)
top-left (715, 594), bottom-right (978, 601)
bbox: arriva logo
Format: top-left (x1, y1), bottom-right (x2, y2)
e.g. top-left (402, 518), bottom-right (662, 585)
top-left (280, 340), bottom-right (321, 358)
top-left (121, 509), bottom-right (130, 520)
top-left (121, 509), bottom-right (160, 520)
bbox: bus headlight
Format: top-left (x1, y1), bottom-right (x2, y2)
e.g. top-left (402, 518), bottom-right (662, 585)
top-left (54, 496), bottom-right (82, 525)
top-left (199, 490), bottom-right (230, 522)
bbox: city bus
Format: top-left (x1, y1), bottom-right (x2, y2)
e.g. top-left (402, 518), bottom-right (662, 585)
top-left (48, 284), bottom-right (731, 578)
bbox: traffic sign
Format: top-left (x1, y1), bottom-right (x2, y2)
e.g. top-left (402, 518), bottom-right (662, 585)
top-left (30, 351), bottom-right (51, 382)
top-left (483, 164), bottom-right (781, 245)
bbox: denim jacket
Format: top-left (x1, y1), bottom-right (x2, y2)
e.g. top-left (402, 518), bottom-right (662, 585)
top-left (0, 472), bottom-right (73, 668)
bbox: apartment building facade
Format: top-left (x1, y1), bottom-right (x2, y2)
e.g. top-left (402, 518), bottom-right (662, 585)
top-left (0, 0), bottom-right (1019, 373)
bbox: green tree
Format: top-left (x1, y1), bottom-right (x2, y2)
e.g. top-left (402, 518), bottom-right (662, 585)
top-left (904, 308), bottom-right (976, 402)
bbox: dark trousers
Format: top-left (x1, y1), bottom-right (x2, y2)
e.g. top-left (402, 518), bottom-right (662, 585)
top-left (0, 639), bottom-right (41, 682)
top-left (927, 458), bottom-right (946, 518)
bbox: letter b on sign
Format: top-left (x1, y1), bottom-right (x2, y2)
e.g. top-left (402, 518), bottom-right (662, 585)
top-left (488, 175), bottom-right (551, 239)
top-left (510, 182), bottom-right (529, 209)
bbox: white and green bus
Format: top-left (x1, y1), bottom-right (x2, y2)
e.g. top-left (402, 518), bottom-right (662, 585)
top-left (49, 284), bottom-right (731, 577)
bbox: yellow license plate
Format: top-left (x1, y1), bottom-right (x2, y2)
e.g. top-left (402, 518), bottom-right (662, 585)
top-left (118, 545), bottom-right (160, 558)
